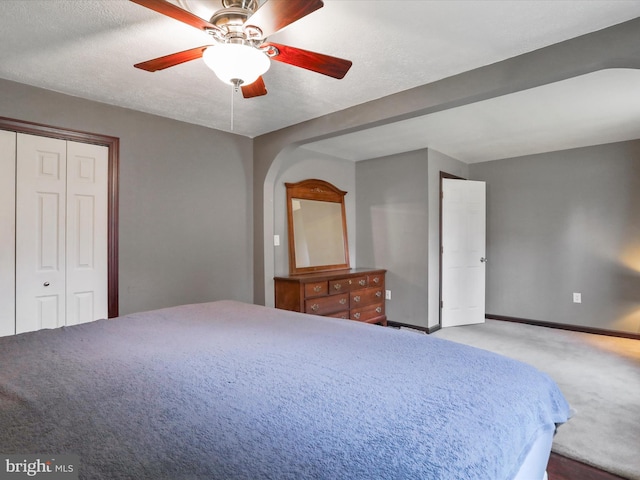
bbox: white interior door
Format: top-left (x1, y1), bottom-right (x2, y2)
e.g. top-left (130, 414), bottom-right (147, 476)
top-left (0, 130), bottom-right (16, 337)
top-left (441, 179), bottom-right (486, 327)
top-left (16, 133), bottom-right (67, 333)
top-left (66, 141), bottom-right (108, 325)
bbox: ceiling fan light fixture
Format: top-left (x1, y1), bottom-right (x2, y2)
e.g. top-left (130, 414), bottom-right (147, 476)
top-left (202, 43), bottom-right (270, 87)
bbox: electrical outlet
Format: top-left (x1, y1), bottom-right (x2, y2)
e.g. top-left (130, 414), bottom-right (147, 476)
top-left (385, 290), bottom-right (391, 300)
top-left (274, 235), bottom-right (280, 246)
top-left (573, 292), bottom-right (582, 303)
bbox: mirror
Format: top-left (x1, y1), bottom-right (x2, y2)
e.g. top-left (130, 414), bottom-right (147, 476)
top-left (286, 179), bottom-right (350, 275)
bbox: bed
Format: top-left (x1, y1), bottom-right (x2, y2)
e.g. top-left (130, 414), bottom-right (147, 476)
top-left (0, 300), bottom-right (571, 479)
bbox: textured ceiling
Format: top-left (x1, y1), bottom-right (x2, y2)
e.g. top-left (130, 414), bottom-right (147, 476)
top-left (1, 0), bottom-right (640, 143)
top-left (301, 68), bottom-right (640, 163)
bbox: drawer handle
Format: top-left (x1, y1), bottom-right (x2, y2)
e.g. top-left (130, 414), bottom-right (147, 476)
top-left (359, 279), bottom-right (366, 286)
top-left (333, 283), bottom-right (342, 290)
top-left (353, 313), bottom-right (361, 319)
top-left (376, 306), bottom-right (382, 313)
top-left (375, 291), bottom-right (382, 297)
top-left (313, 285), bottom-right (322, 292)
top-left (353, 295), bottom-right (361, 302)
top-left (372, 277), bottom-right (380, 284)
top-left (339, 298), bottom-right (347, 305)
top-left (310, 304), bottom-right (320, 311)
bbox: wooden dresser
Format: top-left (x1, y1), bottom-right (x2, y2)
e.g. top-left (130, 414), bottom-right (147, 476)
top-left (274, 268), bottom-right (386, 325)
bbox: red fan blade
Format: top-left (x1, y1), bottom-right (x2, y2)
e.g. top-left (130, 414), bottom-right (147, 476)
top-left (129, 0), bottom-right (216, 31)
top-left (264, 43), bottom-right (352, 79)
top-left (241, 76), bottom-right (268, 98)
top-left (134, 46), bottom-right (210, 72)
top-left (245, 0), bottom-right (324, 38)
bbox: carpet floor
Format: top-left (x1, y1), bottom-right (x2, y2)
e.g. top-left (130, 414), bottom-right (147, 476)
top-left (429, 320), bottom-right (640, 480)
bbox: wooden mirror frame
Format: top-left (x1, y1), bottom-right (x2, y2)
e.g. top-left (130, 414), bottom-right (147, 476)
top-left (286, 179), bottom-right (350, 275)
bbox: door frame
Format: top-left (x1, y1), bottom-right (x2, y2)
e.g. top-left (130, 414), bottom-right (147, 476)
top-left (438, 171), bottom-right (465, 328)
top-left (0, 116), bottom-right (119, 318)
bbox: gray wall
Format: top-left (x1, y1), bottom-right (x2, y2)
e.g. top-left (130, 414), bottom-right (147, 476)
top-left (469, 140), bottom-right (640, 334)
top-left (0, 78), bottom-right (254, 316)
top-left (355, 150), bottom-right (429, 327)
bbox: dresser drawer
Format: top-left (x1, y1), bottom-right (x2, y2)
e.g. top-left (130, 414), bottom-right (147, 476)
top-left (329, 276), bottom-right (368, 293)
top-left (368, 273), bottom-right (384, 288)
top-left (350, 288), bottom-right (384, 306)
top-left (326, 310), bottom-right (350, 320)
top-left (305, 293), bottom-right (349, 316)
top-left (304, 281), bottom-right (328, 298)
top-left (350, 276), bottom-right (368, 289)
top-left (329, 278), bottom-right (349, 294)
top-left (351, 304), bottom-right (385, 323)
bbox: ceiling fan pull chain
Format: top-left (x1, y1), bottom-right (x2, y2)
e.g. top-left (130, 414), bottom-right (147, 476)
top-left (230, 83), bottom-right (234, 131)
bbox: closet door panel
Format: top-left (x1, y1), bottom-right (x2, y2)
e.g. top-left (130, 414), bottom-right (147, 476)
top-left (16, 133), bottom-right (67, 333)
top-left (66, 141), bottom-right (108, 325)
top-left (0, 130), bottom-right (16, 337)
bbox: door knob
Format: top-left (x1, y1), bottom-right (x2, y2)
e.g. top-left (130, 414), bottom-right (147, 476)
top-left (43, 282), bottom-right (50, 287)
top-left (480, 257), bottom-right (487, 263)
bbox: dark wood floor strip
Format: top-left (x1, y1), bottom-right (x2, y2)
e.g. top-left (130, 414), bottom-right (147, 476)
top-left (547, 453), bottom-right (628, 480)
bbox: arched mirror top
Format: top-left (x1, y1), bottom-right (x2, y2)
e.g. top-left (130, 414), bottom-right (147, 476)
top-left (286, 179), bottom-right (350, 275)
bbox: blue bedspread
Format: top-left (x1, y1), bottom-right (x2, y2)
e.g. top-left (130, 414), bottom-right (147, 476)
top-left (0, 300), bottom-right (571, 479)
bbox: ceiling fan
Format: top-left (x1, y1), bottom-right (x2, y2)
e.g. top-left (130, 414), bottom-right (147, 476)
top-left (130, 0), bottom-right (353, 98)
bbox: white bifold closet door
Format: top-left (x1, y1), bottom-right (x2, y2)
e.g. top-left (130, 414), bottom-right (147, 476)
top-left (14, 132), bottom-right (108, 334)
